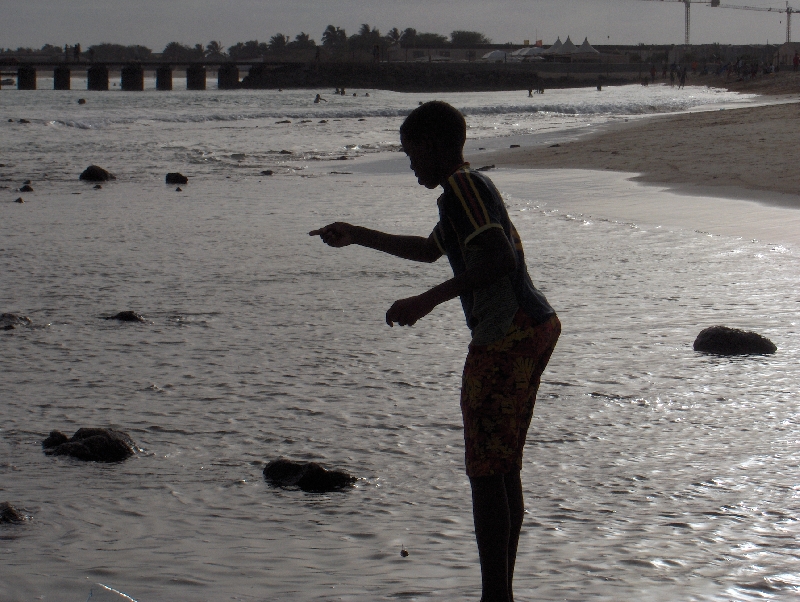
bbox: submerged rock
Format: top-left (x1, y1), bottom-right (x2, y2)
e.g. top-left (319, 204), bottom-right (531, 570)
top-left (79, 165), bottom-right (115, 182)
top-left (475, 165), bottom-right (495, 172)
top-left (104, 311), bottom-right (146, 323)
top-left (0, 502), bottom-right (26, 524)
top-left (260, 170), bottom-right (274, 176)
top-left (263, 458), bottom-right (356, 493)
top-left (19, 184), bottom-right (33, 192)
top-left (43, 428), bottom-right (137, 462)
top-left (693, 326), bottom-right (776, 356)
top-left (1, 313), bottom-right (32, 330)
top-left (14, 197), bottom-right (23, 204)
top-left (165, 172), bottom-right (188, 185)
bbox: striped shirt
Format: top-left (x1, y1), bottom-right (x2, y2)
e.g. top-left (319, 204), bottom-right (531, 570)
top-left (431, 165), bottom-right (555, 343)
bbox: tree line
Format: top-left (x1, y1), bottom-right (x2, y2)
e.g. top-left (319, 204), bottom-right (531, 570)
top-left (1, 26), bottom-right (492, 62)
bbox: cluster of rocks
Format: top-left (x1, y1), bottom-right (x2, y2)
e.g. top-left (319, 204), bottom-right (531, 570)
top-left (1, 313), bottom-right (32, 330)
top-left (42, 428), bottom-right (138, 462)
top-left (104, 310), bottom-right (147, 323)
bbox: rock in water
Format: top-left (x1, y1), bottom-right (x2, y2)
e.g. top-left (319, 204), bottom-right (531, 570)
top-left (79, 165), bottom-right (115, 182)
top-left (0, 502), bottom-right (26, 524)
top-left (165, 172), bottom-right (188, 185)
top-left (14, 197), bottom-right (24, 204)
top-left (693, 326), bottom-right (777, 355)
top-left (104, 311), bottom-right (146, 322)
top-left (43, 428), bottom-right (137, 462)
top-left (263, 458), bottom-right (356, 492)
top-left (19, 184), bottom-right (33, 192)
top-left (1, 313), bottom-right (32, 330)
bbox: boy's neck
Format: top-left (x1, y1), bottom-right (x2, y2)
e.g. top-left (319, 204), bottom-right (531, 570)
top-left (438, 156), bottom-right (467, 187)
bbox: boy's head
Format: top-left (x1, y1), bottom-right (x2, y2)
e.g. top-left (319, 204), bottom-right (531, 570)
top-left (400, 101), bottom-right (466, 189)
top-left (400, 101), bottom-right (466, 152)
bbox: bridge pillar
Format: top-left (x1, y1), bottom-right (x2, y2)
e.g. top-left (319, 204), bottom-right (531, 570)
top-left (186, 65), bottom-right (206, 90)
top-left (17, 67), bottom-right (37, 90)
top-left (54, 66), bottom-right (71, 90)
top-left (121, 64), bottom-right (144, 91)
top-left (156, 66), bottom-right (173, 90)
top-left (87, 65), bottom-right (109, 91)
top-left (218, 63), bottom-right (240, 89)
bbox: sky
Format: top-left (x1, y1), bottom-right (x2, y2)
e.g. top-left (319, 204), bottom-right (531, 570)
top-left (0, 0), bottom-right (795, 51)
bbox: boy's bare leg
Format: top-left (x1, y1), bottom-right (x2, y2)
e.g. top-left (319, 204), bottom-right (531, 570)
top-left (503, 469), bottom-right (524, 602)
top-left (470, 474), bottom-right (512, 602)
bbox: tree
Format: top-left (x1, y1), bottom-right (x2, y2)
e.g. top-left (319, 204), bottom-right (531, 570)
top-left (349, 23), bottom-right (382, 51)
top-left (399, 28), bottom-right (417, 45)
top-left (450, 31), bottom-right (491, 46)
top-left (268, 34), bottom-right (288, 53)
top-left (163, 41), bottom-right (204, 61)
top-left (287, 32), bottom-right (316, 50)
top-left (228, 40), bottom-right (268, 60)
top-left (322, 25), bottom-right (347, 49)
top-left (385, 28), bottom-right (401, 44)
top-left (88, 43), bottom-right (153, 61)
top-left (414, 32), bottom-right (448, 47)
top-left (40, 43), bottom-right (63, 55)
top-left (205, 40), bottom-right (225, 58)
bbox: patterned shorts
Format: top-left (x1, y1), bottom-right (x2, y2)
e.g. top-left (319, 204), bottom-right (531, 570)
top-left (461, 311), bottom-right (561, 478)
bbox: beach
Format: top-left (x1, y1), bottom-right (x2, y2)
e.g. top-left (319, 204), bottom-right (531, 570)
top-left (475, 98), bottom-right (800, 201)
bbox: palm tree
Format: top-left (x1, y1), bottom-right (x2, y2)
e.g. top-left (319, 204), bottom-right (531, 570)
top-left (205, 40), bottom-right (225, 58)
top-left (268, 34), bottom-right (288, 53)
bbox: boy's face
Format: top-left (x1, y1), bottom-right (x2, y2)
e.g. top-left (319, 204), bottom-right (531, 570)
top-left (401, 135), bottom-right (441, 190)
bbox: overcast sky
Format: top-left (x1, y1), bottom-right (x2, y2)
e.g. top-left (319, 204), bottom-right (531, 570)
top-left (1, 0), bottom-right (794, 50)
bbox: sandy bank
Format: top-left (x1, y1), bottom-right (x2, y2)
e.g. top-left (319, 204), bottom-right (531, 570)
top-left (471, 99), bottom-right (800, 205)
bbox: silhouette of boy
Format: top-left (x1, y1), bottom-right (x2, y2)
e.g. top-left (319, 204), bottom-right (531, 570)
top-left (310, 101), bottom-right (560, 602)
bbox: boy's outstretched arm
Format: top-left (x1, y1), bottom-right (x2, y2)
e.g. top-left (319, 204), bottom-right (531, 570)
top-left (309, 222), bottom-right (442, 263)
top-left (386, 228), bottom-right (516, 327)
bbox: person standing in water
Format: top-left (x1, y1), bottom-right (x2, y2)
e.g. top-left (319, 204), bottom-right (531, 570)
top-left (310, 101), bottom-right (560, 601)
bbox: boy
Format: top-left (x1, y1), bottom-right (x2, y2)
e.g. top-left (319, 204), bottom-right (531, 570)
top-left (310, 101), bottom-right (560, 602)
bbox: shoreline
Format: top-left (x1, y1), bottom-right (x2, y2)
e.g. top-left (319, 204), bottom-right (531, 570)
top-left (469, 99), bottom-right (800, 208)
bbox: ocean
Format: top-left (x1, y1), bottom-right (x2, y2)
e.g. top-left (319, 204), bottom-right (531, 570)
top-left (1, 82), bottom-right (798, 601)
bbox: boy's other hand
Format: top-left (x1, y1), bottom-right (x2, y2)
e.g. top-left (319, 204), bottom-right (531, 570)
top-left (386, 294), bottom-right (435, 327)
top-left (309, 222), bottom-right (355, 247)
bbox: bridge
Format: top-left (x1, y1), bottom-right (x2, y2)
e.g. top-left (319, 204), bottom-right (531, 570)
top-left (0, 60), bottom-right (268, 91)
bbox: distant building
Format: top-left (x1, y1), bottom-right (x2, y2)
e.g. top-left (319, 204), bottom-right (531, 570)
top-left (775, 42), bottom-right (800, 66)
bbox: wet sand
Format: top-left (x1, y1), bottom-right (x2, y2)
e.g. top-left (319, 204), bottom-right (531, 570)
top-left (470, 99), bottom-right (800, 205)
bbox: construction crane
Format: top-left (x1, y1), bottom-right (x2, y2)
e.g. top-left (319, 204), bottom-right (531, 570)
top-left (639, 0), bottom-right (722, 45)
top-left (713, 2), bottom-right (795, 42)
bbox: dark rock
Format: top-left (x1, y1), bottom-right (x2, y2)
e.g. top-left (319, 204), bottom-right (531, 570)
top-left (23, 180), bottom-right (31, 185)
top-left (358, 118), bottom-right (366, 121)
top-left (1, 313), bottom-right (32, 328)
top-left (337, 156), bottom-right (348, 160)
top-left (279, 149), bottom-right (292, 154)
top-left (7, 119), bottom-right (12, 122)
top-left (165, 172), bottom-right (188, 185)
top-left (175, 187), bottom-right (182, 192)
top-left (0, 502), bottom-right (26, 524)
top-left (260, 170), bottom-right (274, 176)
top-left (263, 458), bottom-right (356, 493)
top-left (276, 120), bottom-right (291, 124)
top-left (104, 311), bottom-right (146, 323)
top-left (79, 165), bottom-right (115, 182)
top-left (19, 119), bottom-right (30, 124)
top-left (14, 197), bottom-right (23, 203)
top-left (43, 428), bottom-right (137, 462)
top-left (693, 326), bottom-right (777, 355)
top-left (475, 165), bottom-right (495, 172)
top-left (93, 184), bottom-right (102, 190)
top-left (510, 144), bottom-right (520, 148)
top-left (78, 98), bottom-right (87, 105)
top-left (19, 184), bottom-right (33, 192)
top-left (318, 120), bottom-right (328, 123)
top-left (550, 144), bottom-right (561, 148)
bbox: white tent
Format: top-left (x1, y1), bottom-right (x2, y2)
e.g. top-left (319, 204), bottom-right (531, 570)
top-left (481, 50), bottom-right (507, 61)
top-left (560, 36), bottom-right (578, 54)
top-left (542, 37), bottom-right (563, 55)
top-left (576, 37), bottom-right (600, 54)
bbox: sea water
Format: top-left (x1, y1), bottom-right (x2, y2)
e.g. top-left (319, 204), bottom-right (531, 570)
top-left (1, 84), bottom-right (798, 601)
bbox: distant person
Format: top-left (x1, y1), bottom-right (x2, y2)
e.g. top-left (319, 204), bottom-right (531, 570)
top-left (650, 64), bottom-right (656, 83)
top-left (793, 52), bottom-right (799, 72)
top-left (314, 94), bottom-right (327, 104)
top-left (365, 92), bottom-right (370, 97)
top-left (73, 44), bottom-right (81, 61)
top-left (679, 67), bottom-right (686, 89)
top-left (670, 69), bottom-right (675, 86)
top-left (310, 100), bottom-right (560, 602)
top-left (662, 64), bottom-right (667, 79)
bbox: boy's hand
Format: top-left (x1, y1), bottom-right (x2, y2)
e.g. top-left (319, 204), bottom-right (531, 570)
top-left (309, 222), bottom-right (356, 247)
top-left (386, 294), bottom-right (436, 327)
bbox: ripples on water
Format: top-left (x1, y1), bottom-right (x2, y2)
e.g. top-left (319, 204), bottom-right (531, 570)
top-left (1, 87), bottom-right (797, 601)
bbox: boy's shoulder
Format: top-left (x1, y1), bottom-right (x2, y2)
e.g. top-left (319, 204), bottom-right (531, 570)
top-left (440, 164), bottom-right (502, 208)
